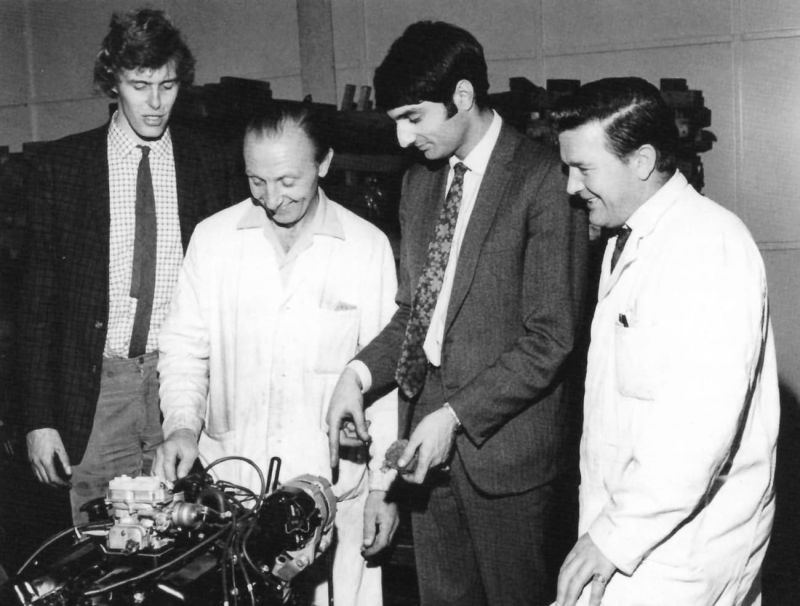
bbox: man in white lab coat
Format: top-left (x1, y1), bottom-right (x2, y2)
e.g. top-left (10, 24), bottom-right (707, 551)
top-left (552, 77), bottom-right (779, 606)
top-left (153, 104), bottom-right (399, 606)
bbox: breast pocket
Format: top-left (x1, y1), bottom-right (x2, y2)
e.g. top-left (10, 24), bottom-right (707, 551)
top-left (615, 322), bottom-right (655, 401)
top-left (313, 307), bottom-right (360, 374)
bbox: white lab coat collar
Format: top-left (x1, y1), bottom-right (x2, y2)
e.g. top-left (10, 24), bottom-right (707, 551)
top-left (625, 171), bottom-right (690, 239)
top-left (235, 187), bottom-right (345, 241)
top-left (601, 171), bottom-right (690, 296)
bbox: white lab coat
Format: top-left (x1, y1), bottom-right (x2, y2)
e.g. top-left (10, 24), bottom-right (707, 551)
top-left (577, 173), bottom-right (779, 605)
top-left (158, 191), bottom-right (398, 606)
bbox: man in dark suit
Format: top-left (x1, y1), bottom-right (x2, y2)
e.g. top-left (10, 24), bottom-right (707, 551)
top-left (327, 21), bottom-right (588, 606)
top-left (18, 8), bottom-right (236, 524)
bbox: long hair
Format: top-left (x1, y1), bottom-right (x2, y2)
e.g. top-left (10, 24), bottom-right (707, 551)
top-left (93, 8), bottom-right (195, 98)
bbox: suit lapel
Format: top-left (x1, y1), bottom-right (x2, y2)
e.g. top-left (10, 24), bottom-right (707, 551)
top-left (404, 162), bottom-right (449, 293)
top-left (85, 126), bottom-right (111, 256)
top-left (419, 165), bottom-right (449, 246)
top-left (445, 124), bottom-right (517, 332)
top-left (70, 126), bottom-right (112, 326)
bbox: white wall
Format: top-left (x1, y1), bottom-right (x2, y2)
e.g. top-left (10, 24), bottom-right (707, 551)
top-left (0, 0), bottom-right (304, 148)
top-left (327, 0), bottom-right (800, 400)
top-left (1, 0), bottom-right (798, 397)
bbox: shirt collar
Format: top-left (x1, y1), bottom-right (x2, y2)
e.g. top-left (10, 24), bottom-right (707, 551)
top-left (108, 110), bottom-right (173, 160)
top-left (237, 187), bottom-right (345, 240)
top-left (625, 170), bottom-right (689, 236)
top-left (449, 110), bottom-right (502, 176)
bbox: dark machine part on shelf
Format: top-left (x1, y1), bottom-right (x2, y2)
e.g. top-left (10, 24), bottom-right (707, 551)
top-left (0, 456), bottom-right (336, 606)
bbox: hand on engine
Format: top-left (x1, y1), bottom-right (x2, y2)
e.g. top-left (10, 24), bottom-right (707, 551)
top-left (361, 489), bottom-right (399, 558)
top-left (27, 427), bottom-right (72, 487)
top-left (153, 428), bottom-right (199, 482)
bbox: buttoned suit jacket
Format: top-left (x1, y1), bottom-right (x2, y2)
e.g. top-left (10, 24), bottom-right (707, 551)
top-left (357, 122), bottom-right (589, 495)
top-left (18, 122), bottom-right (239, 464)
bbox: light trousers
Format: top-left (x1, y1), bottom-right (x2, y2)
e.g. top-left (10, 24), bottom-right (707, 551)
top-left (69, 352), bottom-right (163, 524)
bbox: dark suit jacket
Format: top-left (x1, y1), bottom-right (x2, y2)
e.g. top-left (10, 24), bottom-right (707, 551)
top-left (358, 122), bottom-right (588, 495)
top-left (18, 123), bottom-right (239, 464)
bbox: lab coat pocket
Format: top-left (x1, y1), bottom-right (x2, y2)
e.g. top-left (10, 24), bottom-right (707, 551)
top-left (314, 307), bottom-right (360, 374)
top-left (615, 322), bottom-right (655, 401)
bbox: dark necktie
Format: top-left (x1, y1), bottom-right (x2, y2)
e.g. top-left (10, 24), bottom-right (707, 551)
top-left (610, 224), bottom-right (632, 273)
top-left (128, 145), bottom-right (157, 358)
top-left (396, 162), bottom-right (468, 398)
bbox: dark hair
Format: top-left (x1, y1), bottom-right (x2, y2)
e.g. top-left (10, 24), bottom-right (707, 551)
top-left (551, 77), bottom-right (678, 174)
top-left (244, 103), bottom-right (333, 164)
top-left (373, 21), bottom-right (490, 115)
top-left (93, 8), bottom-right (195, 98)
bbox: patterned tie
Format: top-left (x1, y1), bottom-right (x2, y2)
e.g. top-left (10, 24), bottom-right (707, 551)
top-left (396, 162), bottom-right (468, 398)
top-left (128, 146), bottom-right (157, 358)
top-left (610, 224), bottom-right (632, 273)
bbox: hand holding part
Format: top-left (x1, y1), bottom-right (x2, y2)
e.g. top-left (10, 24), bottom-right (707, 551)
top-left (397, 406), bottom-right (459, 484)
top-left (327, 367), bottom-right (370, 467)
top-left (382, 439), bottom-right (418, 473)
top-left (341, 419), bottom-right (372, 445)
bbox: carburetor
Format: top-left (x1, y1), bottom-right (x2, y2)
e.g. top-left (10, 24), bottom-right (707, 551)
top-left (105, 475), bottom-right (203, 552)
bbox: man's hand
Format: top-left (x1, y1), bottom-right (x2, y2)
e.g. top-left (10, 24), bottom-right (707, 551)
top-left (26, 427), bottom-right (71, 487)
top-left (361, 490), bottom-right (399, 558)
top-left (556, 533), bottom-right (617, 606)
top-left (327, 367), bottom-right (370, 467)
top-left (153, 428), bottom-right (199, 482)
top-left (398, 406), bottom-right (458, 484)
